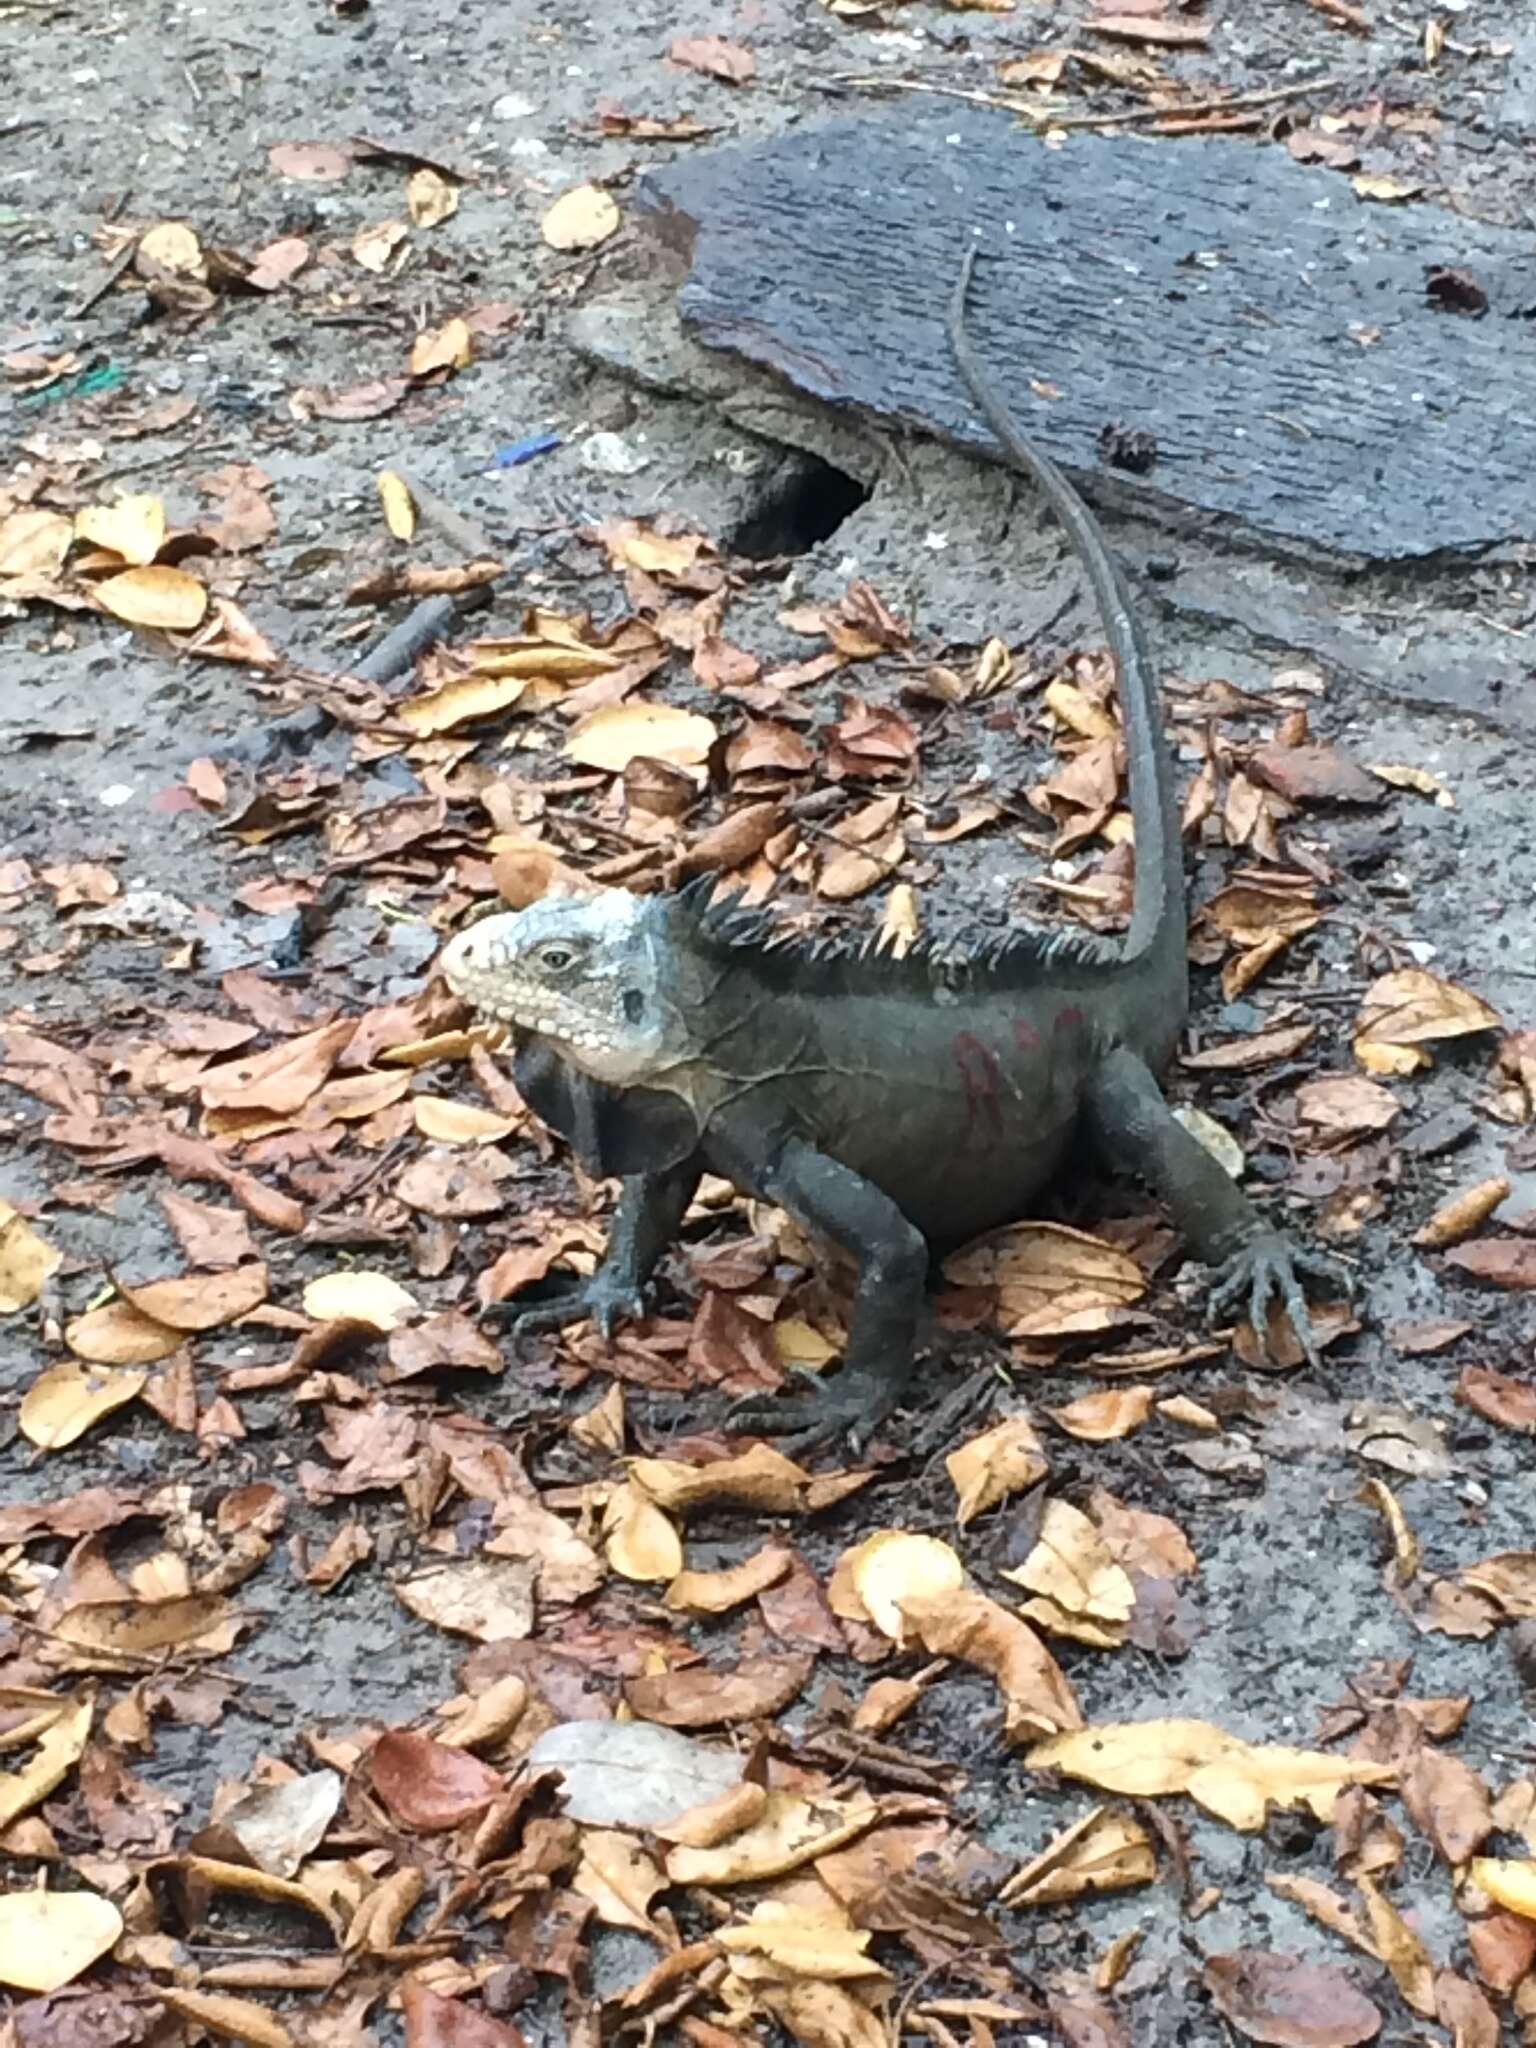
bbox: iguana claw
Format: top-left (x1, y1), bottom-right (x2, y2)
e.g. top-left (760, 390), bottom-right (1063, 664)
top-left (725, 1365), bottom-right (903, 1462)
top-left (1206, 1233), bottom-right (1348, 1369)
top-left (484, 1269), bottom-right (646, 1348)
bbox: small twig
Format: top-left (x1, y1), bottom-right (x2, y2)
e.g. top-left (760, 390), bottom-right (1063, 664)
top-left (71, 244), bottom-right (136, 319)
top-left (820, 70), bottom-right (1342, 133)
top-left (1301, 0), bottom-right (1372, 33)
top-left (395, 467), bottom-right (498, 560)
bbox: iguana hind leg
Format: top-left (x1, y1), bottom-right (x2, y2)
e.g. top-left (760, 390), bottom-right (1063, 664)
top-left (719, 1134), bottom-right (928, 1455)
top-left (1084, 1046), bottom-right (1344, 1364)
top-left (486, 1160), bottom-right (700, 1341)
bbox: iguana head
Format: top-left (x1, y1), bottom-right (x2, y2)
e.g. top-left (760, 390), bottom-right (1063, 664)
top-left (440, 889), bottom-right (691, 1086)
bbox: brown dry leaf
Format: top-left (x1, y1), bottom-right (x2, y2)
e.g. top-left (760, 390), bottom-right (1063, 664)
top-left (352, 216), bottom-right (408, 272)
top-left (624, 1652), bottom-right (814, 1731)
top-left (62, 1304), bottom-right (175, 1374)
top-left (946, 1412), bottom-right (1049, 1526)
top-left (93, 564), bottom-right (208, 631)
top-left (1203, 1949), bottom-right (1382, 2046)
top-left (575, 1829), bottom-right (667, 1935)
top-left (1247, 741), bottom-right (1383, 807)
top-left (75, 492), bottom-right (166, 566)
top-left (19, 1362), bottom-right (147, 1450)
top-left (1442, 1238), bottom-right (1536, 1291)
top-left (565, 700), bottom-right (717, 772)
top-left (1047, 1385), bottom-right (1156, 1442)
top-left (48, 1592), bottom-right (237, 1667)
top-left (1293, 1074), bottom-right (1400, 1145)
top-left (628, 1444), bottom-right (869, 1516)
top-left (1414, 1177), bottom-right (1510, 1248)
top-left (118, 1263), bottom-right (268, 1331)
top-left (669, 33), bottom-right (757, 81)
top-left (1354, 968), bottom-right (1500, 1074)
top-left (1354, 172), bottom-right (1422, 202)
top-left (829, 1530), bottom-right (965, 1645)
top-left (0, 1201), bottom-right (62, 1312)
top-left (944, 1221), bottom-right (1144, 1337)
top-left (412, 1096), bottom-right (522, 1144)
top-left (903, 1587), bottom-right (1081, 1741)
top-left (154, 1989), bottom-right (294, 2048)
top-left (541, 183), bottom-right (620, 249)
top-left (664, 1785), bottom-right (881, 1886)
top-left (1458, 1552), bottom-right (1536, 1622)
top-left (1357, 1874), bottom-right (1436, 2017)
top-left (394, 1558), bottom-right (535, 1641)
top-left (1000, 1803), bottom-right (1157, 1906)
top-left (372, 1728), bottom-right (503, 1830)
top-left (1457, 1365), bottom-right (1536, 1435)
top-left (1027, 1720), bottom-right (1394, 1830)
top-left (0, 1887), bottom-right (124, 1994)
top-left (720, 1896), bottom-right (887, 1981)
top-left (666, 1544), bottom-right (794, 1616)
top-left (0, 507), bottom-right (74, 578)
top-left (1183, 1020), bottom-right (1316, 1071)
top-left (199, 1018), bottom-right (355, 1117)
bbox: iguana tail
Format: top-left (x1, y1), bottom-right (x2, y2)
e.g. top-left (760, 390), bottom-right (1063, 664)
top-left (948, 244), bottom-right (1187, 995)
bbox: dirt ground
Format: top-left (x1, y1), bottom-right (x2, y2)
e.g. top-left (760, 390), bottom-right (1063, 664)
top-left (4, 0), bottom-right (1536, 2043)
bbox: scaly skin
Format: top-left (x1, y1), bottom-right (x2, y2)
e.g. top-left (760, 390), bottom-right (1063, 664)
top-left (438, 245), bottom-right (1340, 1456)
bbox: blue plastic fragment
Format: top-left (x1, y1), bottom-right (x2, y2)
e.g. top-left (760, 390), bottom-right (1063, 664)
top-left (468, 430), bottom-right (561, 474)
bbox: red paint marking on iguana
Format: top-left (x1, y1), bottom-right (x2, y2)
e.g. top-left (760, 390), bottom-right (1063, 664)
top-left (953, 1030), bottom-right (1005, 1141)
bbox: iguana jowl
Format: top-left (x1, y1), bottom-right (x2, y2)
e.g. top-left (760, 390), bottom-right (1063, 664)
top-left (440, 245), bottom-right (1336, 1450)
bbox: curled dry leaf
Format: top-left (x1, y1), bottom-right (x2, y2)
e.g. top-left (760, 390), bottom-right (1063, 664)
top-left (75, 491), bottom-right (167, 566)
top-left (1353, 968), bottom-right (1500, 1075)
top-left (393, 1557), bottom-right (535, 1642)
top-left (1003, 1498), bottom-right (1135, 1639)
top-left (565, 700), bottom-right (718, 773)
top-left (829, 1530), bottom-right (964, 1644)
top-left (302, 1270), bottom-right (417, 1331)
top-left (943, 1221), bottom-right (1144, 1337)
top-left (664, 1784), bottom-right (881, 1886)
top-left (665, 1543), bottom-right (794, 1615)
top-left (0, 1689), bottom-right (92, 1832)
top-left (0, 1202), bottom-right (61, 1313)
top-left (1000, 1803), bottom-right (1157, 1906)
top-left (1293, 1075), bottom-right (1400, 1145)
top-left (377, 469), bottom-right (415, 540)
top-left (628, 1443), bottom-right (870, 1516)
top-left (94, 564), bottom-right (209, 631)
top-left (604, 1483), bottom-right (684, 1582)
top-left (1047, 1385), bottom-right (1156, 1443)
top-left (902, 1587), bottom-right (1081, 1742)
top-left (946, 1412), bottom-right (1049, 1526)
top-left (1470, 1858), bottom-right (1536, 1921)
top-left (1413, 1176), bottom-right (1510, 1249)
top-left (719, 1898), bottom-right (887, 1981)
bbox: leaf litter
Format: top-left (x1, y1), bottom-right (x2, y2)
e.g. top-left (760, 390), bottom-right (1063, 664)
top-left (2, 141), bottom-right (1533, 2048)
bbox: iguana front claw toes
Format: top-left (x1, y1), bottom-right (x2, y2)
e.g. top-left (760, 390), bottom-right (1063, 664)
top-left (726, 1368), bottom-right (901, 1461)
top-left (1207, 1232), bottom-right (1339, 1369)
top-left (483, 1271), bottom-right (647, 1350)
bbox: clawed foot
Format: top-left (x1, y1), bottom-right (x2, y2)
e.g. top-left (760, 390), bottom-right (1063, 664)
top-left (725, 1366), bottom-right (905, 1462)
top-left (483, 1268), bottom-right (645, 1349)
top-left (1207, 1232), bottom-right (1350, 1368)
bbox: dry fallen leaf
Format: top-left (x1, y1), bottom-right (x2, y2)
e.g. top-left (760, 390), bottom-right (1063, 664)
top-left (541, 183), bottom-right (621, 250)
top-left (20, 1362), bottom-right (147, 1450)
top-left (1000, 1803), bottom-right (1157, 1906)
top-left (1354, 968), bottom-right (1500, 1075)
top-left (302, 1270), bottom-right (418, 1331)
top-left (1047, 1385), bottom-right (1156, 1442)
top-left (75, 491), bottom-right (167, 566)
top-left (1413, 1177), bottom-right (1510, 1249)
top-left (946, 1412), bottom-right (1049, 1526)
top-left (0, 1201), bottom-right (61, 1313)
top-left (377, 469), bottom-right (415, 540)
top-left (829, 1530), bottom-right (965, 1645)
top-left (565, 700), bottom-right (718, 772)
top-left (0, 1887), bottom-right (124, 1993)
top-left (94, 564), bottom-right (208, 631)
top-left (944, 1221), bottom-right (1144, 1337)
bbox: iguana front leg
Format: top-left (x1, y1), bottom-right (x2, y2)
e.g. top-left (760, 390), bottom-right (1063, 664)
top-left (487, 1160), bottom-right (700, 1340)
top-left (1085, 1046), bottom-right (1341, 1363)
top-left (716, 1133), bottom-right (929, 1455)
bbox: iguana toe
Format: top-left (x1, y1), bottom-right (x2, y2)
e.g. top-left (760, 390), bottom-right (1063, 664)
top-left (1207, 1232), bottom-right (1339, 1369)
top-left (482, 1271), bottom-right (646, 1348)
top-left (725, 1366), bottom-right (902, 1461)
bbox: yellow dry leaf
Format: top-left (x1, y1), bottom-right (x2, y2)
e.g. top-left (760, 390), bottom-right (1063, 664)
top-left (751, 1980), bottom-right (889, 2048)
top-left (604, 1481), bottom-right (683, 1581)
top-left (664, 1785), bottom-right (880, 1886)
top-left (565, 701), bottom-right (719, 773)
top-left (666, 1544), bottom-right (794, 1615)
top-left (832, 1529), bottom-right (964, 1644)
top-left (947, 1412), bottom-right (1049, 1526)
top-left (574, 1829), bottom-right (666, 1934)
top-left (49, 1593), bottom-right (237, 1666)
top-left (1413, 1176), bottom-right (1510, 1249)
top-left (177, 1854), bottom-right (343, 1937)
top-left (878, 882), bottom-right (920, 956)
top-left (406, 166), bottom-right (459, 227)
top-left (1352, 172), bottom-right (1422, 202)
top-left (903, 1586), bottom-right (1081, 1741)
top-left (377, 469), bottom-right (415, 540)
top-left (399, 671), bottom-right (532, 736)
top-left (1003, 1498), bottom-right (1135, 1625)
top-left (0, 1886), bottom-right (123, 1993)
top-left (434, 1675), bottom-right (529, 1751)
top-left (1470, 1857), bottom-right (1536, 1919)
top-left (154, 1989), bottom-right (294, 2048)
top-left (94, 564), bottom-right (208, 631)
top-left (64, 1298), bottom-right (182, 1365)
top-left (1000, 1803), bottom-right (1156, 1906)
top-left (1368, 762), bottom-right (1454, 807)
top-left (412, 1096), bottom-right (522, 1144)
top-left (719, 1898), bottom-right (889, 1981)
top-left (629, 1443), bottom-right (869, 1516)
top-left (0, 1691), bottom-right (92, 1832)
top-left (1356, 1873), bottom-right (1436, 2017)
top-left (0, 508), bottom-right (74, 578)
top-left (74, 492), bottom-right (166, 566)
top-left (20, 1363), bottom-right (147, 1450)
top-left (352, 217), bottom-right (408, 272)
top-left (1045, 677), bottom-right (1118, 740)
top-left (138, 220), bottom-right (203, 273)
top-left (1354, 968), bottom-right (1500, 1074)
top-left (541, 182), bottom-right (621, 249)
top-left (0, 1200), bottom-right (62, 1313)
top-left (772, 1317), bottom-right (838, 1370)
top-left (409, 317), bottom-right (472, 376)
top-left (944, 1220), bottom-right (1144, 1337)
top-left (595, 521), bottom-right (707, 576)
top-left (302, 1270), bottom-right (417, 1331)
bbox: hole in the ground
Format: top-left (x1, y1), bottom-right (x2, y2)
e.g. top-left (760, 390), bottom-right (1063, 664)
top-left (729, 453), bottom-right (870, 561)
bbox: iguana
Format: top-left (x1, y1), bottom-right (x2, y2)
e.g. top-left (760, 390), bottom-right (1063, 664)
top-left (439, 244), bottom-right (1337, 1451)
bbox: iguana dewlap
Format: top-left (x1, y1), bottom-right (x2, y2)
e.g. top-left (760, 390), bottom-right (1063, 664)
top-left (438, 246), bottom-right (1336, 1452)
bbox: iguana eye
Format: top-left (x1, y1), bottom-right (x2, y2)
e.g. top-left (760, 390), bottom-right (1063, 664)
top-left (538, 942), bottom-right (577, 973)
